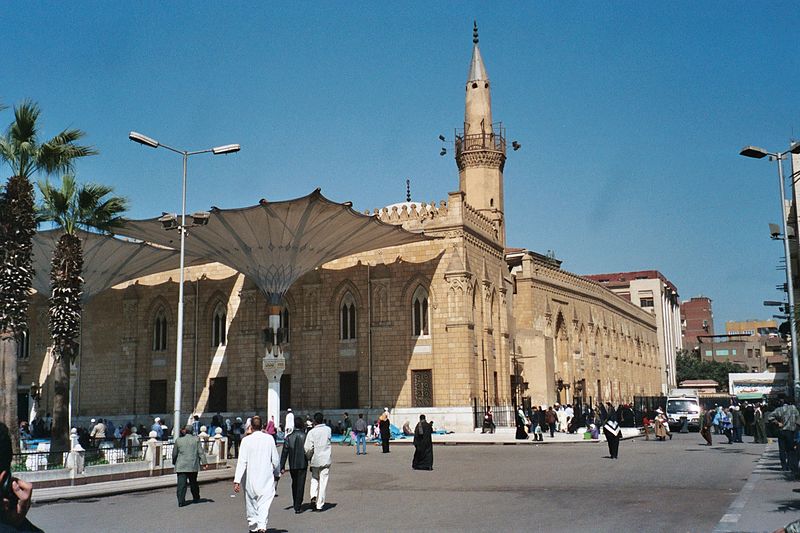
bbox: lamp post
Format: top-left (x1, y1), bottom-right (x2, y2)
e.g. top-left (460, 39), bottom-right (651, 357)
top-left (740, 141), bottom-right (800, 403)
top-left (129, 132), bottom-right (240, 436)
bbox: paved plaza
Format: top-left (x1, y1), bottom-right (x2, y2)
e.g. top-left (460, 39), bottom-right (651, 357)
top-left (27, 433), bottom-right (788, 533)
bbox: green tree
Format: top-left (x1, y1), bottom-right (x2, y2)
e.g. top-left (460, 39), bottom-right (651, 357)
top-left (675, 350), bottom-right (747, 392)
top-left (0, 101), bottom-right (96, 452)
top-left (38, 174), bottom-right (127, 453)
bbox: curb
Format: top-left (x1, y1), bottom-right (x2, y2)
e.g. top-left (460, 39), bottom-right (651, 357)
top-left (32, 466), bottom-right (236, 504)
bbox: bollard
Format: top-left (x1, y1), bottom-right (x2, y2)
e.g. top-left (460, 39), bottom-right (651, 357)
top-left (680, 416), bottom-right (689, 433)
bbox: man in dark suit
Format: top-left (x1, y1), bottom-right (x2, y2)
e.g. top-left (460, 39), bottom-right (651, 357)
top-left (172, 424), bottom-right (207, 507)
top-left (280, 416), bottom-right (308, 513)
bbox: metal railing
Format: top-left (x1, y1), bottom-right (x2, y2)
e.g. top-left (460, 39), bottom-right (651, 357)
top-left (455, 123), bottom-right (506, 156)
top-left (11, 442), bottom-right (176, 473)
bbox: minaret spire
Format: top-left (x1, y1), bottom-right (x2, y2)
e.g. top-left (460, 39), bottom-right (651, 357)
top-left (455, 21), bottom-right (507, 246)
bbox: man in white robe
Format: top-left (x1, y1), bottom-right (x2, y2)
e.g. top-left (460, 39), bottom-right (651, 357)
top-left (285, 408), bottom-right (295, 435)
top-left (234, 415), bottom-right (280, 533)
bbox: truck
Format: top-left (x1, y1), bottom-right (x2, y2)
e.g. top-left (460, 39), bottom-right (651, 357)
top-left (666, 389), bottom-right (701, 431)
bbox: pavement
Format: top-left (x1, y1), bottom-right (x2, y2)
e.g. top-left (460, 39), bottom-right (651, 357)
top-left (28, 429), bottom-right (800, 532)
top-left (30, 431), bottom-right (762, 533)
top-left (28, 427), bottom-right (639, 503)
top-left (714, 440), bottom-right (800, 533)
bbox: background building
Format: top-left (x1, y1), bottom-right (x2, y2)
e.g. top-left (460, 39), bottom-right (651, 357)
top-left (681, 296), bottom-right (714, 352)
top-left (584, 271), bottom-right (682, 392)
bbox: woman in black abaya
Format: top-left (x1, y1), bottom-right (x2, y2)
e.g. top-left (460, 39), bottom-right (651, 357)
top-left (412, 414), bottom-right (434, 470)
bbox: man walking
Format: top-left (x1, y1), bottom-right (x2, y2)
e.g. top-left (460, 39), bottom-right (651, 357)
top-left (172, 424), bottom-right (207, 507)
top-left (304, 412), bottom-right (332, 511)
top-left (354, 413), bottom-right (368, 455)
top-left (280, 416), bottom-right (308, 513)
top-left (769, 400), bottom-right (800, 476)
top-left (234, 415), bottom-right (281, 532)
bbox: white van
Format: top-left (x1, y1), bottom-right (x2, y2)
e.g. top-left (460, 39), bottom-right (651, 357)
top-left (666, 391), bottom-right (701, 430)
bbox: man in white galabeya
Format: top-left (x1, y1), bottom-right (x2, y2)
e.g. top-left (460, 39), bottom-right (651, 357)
top-left (233, 415), bottom-right (280, 533)
top-left (304, 411), bottom-right (332, 511)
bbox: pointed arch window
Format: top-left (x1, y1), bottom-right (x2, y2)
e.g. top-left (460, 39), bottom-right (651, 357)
top-left (340, 292), bottom-right (357, 340)
top-left (212, 303), bottom-right (227, 347)
top-left (16, 327), bottom-right (30, 360)
top-left (412, 286), bottom-right (430, 337)
top-left (153, 308), bottom-right (167, 352)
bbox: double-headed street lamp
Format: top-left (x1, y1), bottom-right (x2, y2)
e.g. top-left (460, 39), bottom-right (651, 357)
top-left (129, 131), bottom-right (240, 436)
top-left (740, 141), bottom-right (800, 403)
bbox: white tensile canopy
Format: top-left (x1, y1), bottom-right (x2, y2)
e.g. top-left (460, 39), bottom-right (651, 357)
top-left (116, 189), bottom-right (429, 302)
top-left (31, 228), bottom-right (184, 302)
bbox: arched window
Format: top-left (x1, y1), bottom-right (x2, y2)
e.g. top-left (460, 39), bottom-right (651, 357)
top-left (281, 306), bottom-right (290, 343)
top-left (212, 303), bottom-right (227, 347)
top-left (153, 308), bottom-right (167, 351)
top-left (16, 327), bottom-right (29, 360)
top-left (412, 286), bottom-right (430, 337)
top-left (340, 292), bottom-right (357, 340)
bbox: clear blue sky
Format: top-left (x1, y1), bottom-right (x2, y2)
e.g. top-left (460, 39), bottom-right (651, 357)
top-left (3, 3), bottom-right (800, 327)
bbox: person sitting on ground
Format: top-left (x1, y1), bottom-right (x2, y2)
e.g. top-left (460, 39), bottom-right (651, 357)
top-left (402, 420), bottom-right (414, 436)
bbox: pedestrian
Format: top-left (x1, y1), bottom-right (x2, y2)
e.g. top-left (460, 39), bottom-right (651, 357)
top-left (412, 414), bottom-right (434, 470)
top-left (545, 405), bottom-right (557, 438)
top-left (265, 416), bottom-right (277, 442)
top-left (230, 417), bottom-right (243, 458)
top-left (603, 417), bottom-right (621, 459)
top-left (342, 412), bottom-right (352, 437)
top-left (191, 414), bottom-right (200, 436)
top-left (700, 408), bottom-right (713, 446)
top-left (654, 409), bottom-right (667, 441)
top-left (354, 413), bottom-right (368, 455)
top-left (379, 409), bottom-right (391, 453)
top-left (482, 407), bottom-right (495, 434)
top-left (642, 413), bottom-right (651, 440)
top-left (151, 417), bottom-right (163, 440)
top-left (712, 405), bottom-right (722, 435)
top-left (280, 415), bottom-right (308, 514)
top-left (732, 405), bottom-right (745, 443)
top-left (89, 418), bottom-right (106, 447)
top-left (234, 415), bottom-right (281, 532)
top-left (768, 399), bottom-right (800, 475)
top-left (304, 412), bottom-right (332, 512)
top-left (515, 405), bottom-right (529, 440)
top-left (721, 408), bottom-right (733, 444)
top-left (285, 408), bottom-right (295, 436)
top-left (172, 424), bottom-right (208, 507)
top-left (753, 403), bottom-right (767, 444)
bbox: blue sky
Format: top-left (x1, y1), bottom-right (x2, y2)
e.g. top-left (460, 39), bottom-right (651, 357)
top-left (2, 3), bottom-right (799, 327)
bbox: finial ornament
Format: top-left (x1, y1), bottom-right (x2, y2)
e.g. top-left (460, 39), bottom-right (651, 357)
top-left (473, 20), bottom-right (479, 44)
top-left (406, 179), bottom-right (411, 202)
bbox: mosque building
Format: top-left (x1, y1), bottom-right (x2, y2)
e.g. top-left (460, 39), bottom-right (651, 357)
top-left (17, 25), bottom-right (664, 431)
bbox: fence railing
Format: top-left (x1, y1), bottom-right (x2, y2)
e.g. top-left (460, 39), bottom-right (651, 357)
top-left (12, 441), bottom-right (178, 473)
top-left (472, 404), bottom-right (516, 429)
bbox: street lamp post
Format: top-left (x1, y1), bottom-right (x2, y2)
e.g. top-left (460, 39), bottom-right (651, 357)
top-left (740, 141), bottom-right (800, 403)
top-left (129, 132), bottom-right (240, 436)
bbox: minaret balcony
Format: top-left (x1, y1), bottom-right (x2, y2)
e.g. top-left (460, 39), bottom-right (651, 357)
top-left (455, 123), bottom-right (506, 157)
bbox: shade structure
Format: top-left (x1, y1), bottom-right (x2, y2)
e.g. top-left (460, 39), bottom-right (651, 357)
top-left (32, 228), bottom-right (183, 302)
top-left (116, 189), bottom-right (430, 302)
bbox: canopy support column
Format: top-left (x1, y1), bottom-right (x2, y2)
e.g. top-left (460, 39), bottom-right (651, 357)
top-left (262, 304), bottom-right (286, 431)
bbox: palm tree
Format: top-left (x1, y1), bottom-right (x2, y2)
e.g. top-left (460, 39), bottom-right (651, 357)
top-left (0, 101), bottom-right (96, 452)
top-left (38, 175), bottom-right (127, 453)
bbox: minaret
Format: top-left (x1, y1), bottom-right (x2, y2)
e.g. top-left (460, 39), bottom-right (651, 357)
top-left (456, 21), bottom-right (507, 246)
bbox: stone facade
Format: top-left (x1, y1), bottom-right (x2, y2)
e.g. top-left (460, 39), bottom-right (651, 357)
top-left (16, 28), bottom-right (666, 432)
